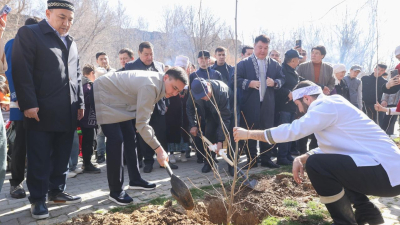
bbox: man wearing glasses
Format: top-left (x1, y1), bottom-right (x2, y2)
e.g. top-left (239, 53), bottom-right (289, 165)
top-left (269, 50), bottom-right (281, 64)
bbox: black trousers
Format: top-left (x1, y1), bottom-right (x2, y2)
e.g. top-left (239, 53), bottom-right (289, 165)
top-left (26, 129), bottom-right (75, 203)
top-left (306, 154), bottom-right (400, 199)
top-left (380, 114), bottom-right (398, 135)
top-left (80, 127), bottom-right (94, 165)
top-left (9, 120), bottom-right (27, 186)
top-left (137, 107), bottom-right (167, 166)
top-left (101, 119), bottom-right (141, 194)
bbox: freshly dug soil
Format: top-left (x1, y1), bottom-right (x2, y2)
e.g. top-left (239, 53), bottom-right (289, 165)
top-left (64, 173), bottom-right (324, 225)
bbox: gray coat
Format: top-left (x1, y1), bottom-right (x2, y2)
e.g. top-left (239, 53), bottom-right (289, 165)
top-left (343, 75), bottom-right (362, 110)
top-left (93, 70), bottom-right (165, 149)
top-left (296, 61), bottom-right (335, 91)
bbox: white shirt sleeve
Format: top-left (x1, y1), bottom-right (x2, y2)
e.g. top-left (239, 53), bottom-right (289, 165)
top-left (270, 101), bottom-right (338, 143)
top-left (387, 107), bottom-right (400, 115)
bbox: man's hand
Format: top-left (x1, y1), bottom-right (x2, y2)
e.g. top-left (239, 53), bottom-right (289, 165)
top-left (233, 127), bottom-right (249, 142)
top-left (24, 108), bottom-right (40, 122)
top-left (323, 86), bottom-right (330, 95)
top-left (249, 80), bottom-right (260, 90)
top-left (190, 127), bottom-right (198, 136)
top-left (386, 75), bottom-right (400, 89)
top-left (266, 77), bottom-right (275, 87)
top-left (217, 142), bottom-right (222, 151)
top-left (381, 101), bottom-right (388, 107)
top-left (288, 92), bottom-right (293, 101)
top-left (292, 157), bottom-right (305, 184)
top-left (77, 109), bottom-right (84, 120)
top-left (374, 101), bottom-right (388, 112)
top-left (155, 146), bottom-right (169, 167)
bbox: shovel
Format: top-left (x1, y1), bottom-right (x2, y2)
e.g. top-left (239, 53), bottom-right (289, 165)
top-left (164, 162), bottom-right (195, 210)
top-left (200, 135), bottom-right (260, 191)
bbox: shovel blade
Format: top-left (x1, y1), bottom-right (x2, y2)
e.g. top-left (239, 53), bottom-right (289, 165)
top-left (170, 174), bottom-right (195, 210)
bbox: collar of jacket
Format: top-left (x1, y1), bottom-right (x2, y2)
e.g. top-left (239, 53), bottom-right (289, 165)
top-left (38, 19), bottom-right (73, 42)
top-left (283, 62), bottom-right (296, 73)
top-left (82, 75), bottom-right (92, 85)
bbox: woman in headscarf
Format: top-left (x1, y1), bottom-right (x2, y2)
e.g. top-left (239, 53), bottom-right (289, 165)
top-left (330, 64), bottom-right (350, 100)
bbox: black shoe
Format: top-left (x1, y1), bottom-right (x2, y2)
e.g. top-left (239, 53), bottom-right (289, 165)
top-left (143, 164), bottom-right (153, 173)
top-left (290, 150), bottom-right (300, 156)
top-left (243, 160), bottom-right (258, 170)
top-left (159, 163), bottom-right (179, 169)
top-left (277, 158), bottom-right (292, 165)
top-left (261, 159), bottom-right (280, 168)
top-left (197, 158), bottom-right (204, 164)
top-left (325, 195), bottom-right (357, 225)
top-left (202, 163), bottom-right (212, 173)
top-left (139, 160), bottom-right (143, 168)
top-left (354, 201), bottom-right (384, 225)
top-left (48, 192), bottom-right (81, 204)
top-left (287, 155), bottom-right (295, 162)
top-left (10, 184), bottom-right (26, 199)
top-left (129, 178), bottom-right (156, 190)
top-left (31, 201), bottom-right (49, 219)
top-left (96, 155), bottom-right (105, 164)
top-left (84, 163), bottom-right (101, 174)
top-left (228, 165), bottom-right (235, 176)
top-left (109, 191), bottom-right (133, 206)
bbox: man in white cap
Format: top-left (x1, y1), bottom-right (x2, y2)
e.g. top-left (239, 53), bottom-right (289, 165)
top-left (343, 65), bottom-right (363, 110)
top-left (234, 80), bottom-right (400, 225)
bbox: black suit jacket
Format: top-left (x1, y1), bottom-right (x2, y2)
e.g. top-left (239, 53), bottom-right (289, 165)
top-left (12, 20), bottom-right (84, 131)
top-left (125, 59), bottom-right (166, 115)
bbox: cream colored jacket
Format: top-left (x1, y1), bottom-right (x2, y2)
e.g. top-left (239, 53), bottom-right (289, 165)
top-left (93, 70), bottom-right (165, 149)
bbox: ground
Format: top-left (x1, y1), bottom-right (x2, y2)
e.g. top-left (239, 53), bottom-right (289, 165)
top-left (1, 152), bottom-right (400, 225)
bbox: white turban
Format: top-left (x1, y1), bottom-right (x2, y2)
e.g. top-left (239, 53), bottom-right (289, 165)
top-left (292, 85), bottom-right (323, 101)
top-left (174, 55), bottom-right (189, 69)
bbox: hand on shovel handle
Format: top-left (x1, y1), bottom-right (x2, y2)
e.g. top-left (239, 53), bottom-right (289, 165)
top-left (155, 146), bottom-right (169, 167)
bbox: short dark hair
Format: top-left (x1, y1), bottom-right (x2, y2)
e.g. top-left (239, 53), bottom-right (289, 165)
top-left (139, 41), bottom-right (153, 53)
top-left (25, 17), bottom-right (40, 26)
top-left (82, 64), bottom-right (95, 75)
top-left (96, 52), bottom-right (107, 60)
top-left (293, 80), bottom-right (320, 99)
top-left (165, 67), bottom-right (188, 85)
top-left (377, 63), bottom-right (388, 70)
top-left (254, 35), bottom-right (270, 45)
top-left (215, 46), bottom-right (227, 54)
top-left (241, 45), bottom-right (254, 55)
top-left (118, 48), bottom-right (134, 58)
top-left (311, 45), bottom-right (327, 56)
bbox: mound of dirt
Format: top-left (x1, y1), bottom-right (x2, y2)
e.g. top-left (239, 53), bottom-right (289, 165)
top-left (63, 173), bottom-right (323, 225)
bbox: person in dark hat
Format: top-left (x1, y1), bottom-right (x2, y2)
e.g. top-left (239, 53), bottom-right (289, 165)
top-left (12, 0), bottom-right (83, 219)
top-left (274, 49), bottom-right (305, 162)
top-left (187, 78), bottom-right (230, 173)
top-left (188, 51), bottom-right (224, 164)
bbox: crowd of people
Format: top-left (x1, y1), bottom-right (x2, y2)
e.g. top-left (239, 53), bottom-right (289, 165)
top-left (0, 0), bottom-right (400, 223)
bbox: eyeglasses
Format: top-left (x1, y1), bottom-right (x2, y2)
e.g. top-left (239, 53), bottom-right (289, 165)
top-left (270, 54), bottom-right (280, 57)
top-left (300, 53), bottom-right (307, 56)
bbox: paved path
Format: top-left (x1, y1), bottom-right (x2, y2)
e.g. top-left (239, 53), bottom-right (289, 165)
top-left (1, 153), bottom-right (400, 225)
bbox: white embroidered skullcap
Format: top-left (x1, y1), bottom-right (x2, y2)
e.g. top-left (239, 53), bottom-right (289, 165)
top-left (292, 85), bottom-right (323, 101)
top-left (94, 67), bottom-right (107, 79)
top-left (333, 64), bottom-right (347, 74)
top-left (174, 55), bottom-right (189, 69)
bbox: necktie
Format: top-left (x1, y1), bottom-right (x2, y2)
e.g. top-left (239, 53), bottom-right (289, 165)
top-left (259, 60), bottom-right (266, 102)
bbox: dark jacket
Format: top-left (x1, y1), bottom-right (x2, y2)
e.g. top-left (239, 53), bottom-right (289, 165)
top-left (124, 58), bottom-right (166, 115)
top-left (362, 73), bottom-right (387, 105)
top-left (166, 89), bottom-right (190, 143)
top-left (331, 80), bottom-right (350, 101)
top-left (212, 62), bottom-right (233, 85)
top-left (275, 63), bottom-right (304, 113)
top-left (189, 67), bottom-right (223, 87)
top-left (78, 76), bottom-right (96, 128)
top-left (237, 54), bottom-right (285, 130)
top-left (12, 20), bottom-right (84, 131)
top-left (186, 80), bottom-right (230, 142)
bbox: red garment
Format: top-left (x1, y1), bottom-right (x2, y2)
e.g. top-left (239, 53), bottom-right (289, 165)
top-left (313, 62), bottom-right (322, 83)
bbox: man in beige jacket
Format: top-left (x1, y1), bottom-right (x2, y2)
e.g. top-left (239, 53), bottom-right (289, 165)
top-left (93, 67), bottom-right (188, 205)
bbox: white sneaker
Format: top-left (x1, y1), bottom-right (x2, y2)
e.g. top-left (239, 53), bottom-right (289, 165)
top-left (73, 168), bottom-right (83, 174)
top-left (67, 171), bottom-right (77, 178)
top-left (169, 154), bottom-right (176, 164)
top-left (180, 153), bottom-right (187, 162)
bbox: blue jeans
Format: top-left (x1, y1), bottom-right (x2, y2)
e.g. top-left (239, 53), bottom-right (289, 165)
top-left (68, 131), bottom-right (79, 171)
top-left (277, 111), bottom-right (296, 161)
top-left (96, 127), bottom-right (106, 156)
top-left (0, 113), bottom-right (6, 192)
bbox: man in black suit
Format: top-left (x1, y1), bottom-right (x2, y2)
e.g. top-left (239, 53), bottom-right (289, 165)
top-left (12, 0), bottom-right (83, 219)
top-left (125, 41), bottom-right (177, 173)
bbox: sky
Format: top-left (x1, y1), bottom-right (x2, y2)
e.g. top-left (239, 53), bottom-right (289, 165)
top-left (109, 0), bottom-right (400, 66)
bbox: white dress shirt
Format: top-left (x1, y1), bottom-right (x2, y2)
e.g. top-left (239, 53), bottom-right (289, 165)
top-left (265, 94), bottom-right (400, 187)
top-left (256, 56), bottom-right (268, 102)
